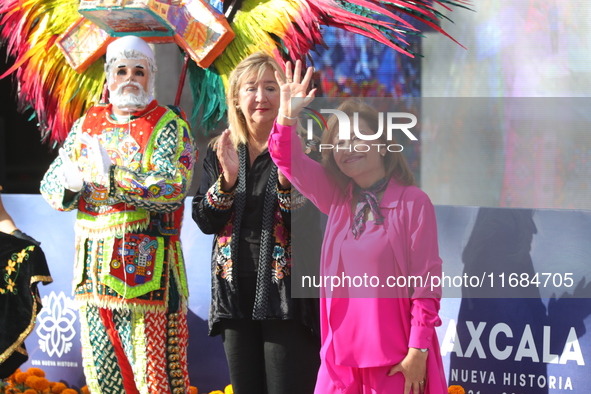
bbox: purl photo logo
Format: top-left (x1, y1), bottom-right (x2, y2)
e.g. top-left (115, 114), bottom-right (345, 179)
top-left (302, 107), bottom-right (418, 152)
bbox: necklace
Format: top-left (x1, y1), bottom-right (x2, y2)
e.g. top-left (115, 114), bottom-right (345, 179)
top-left (247, 139), bottom-right (267, 165)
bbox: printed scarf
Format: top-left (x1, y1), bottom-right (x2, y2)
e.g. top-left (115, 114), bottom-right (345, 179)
top-left (352, 177), bottom-right (388, 239)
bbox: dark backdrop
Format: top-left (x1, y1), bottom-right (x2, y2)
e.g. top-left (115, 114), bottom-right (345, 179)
top-left (0, 46), bottom-right (56, 194)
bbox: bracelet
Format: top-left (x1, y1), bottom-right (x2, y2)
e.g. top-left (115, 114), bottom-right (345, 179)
top-left (205, 175), bottom-right (235, 211)
top-left (279, 113), bottom-right (298, 120)
top-left (277, 187), bottom-right (307, 212)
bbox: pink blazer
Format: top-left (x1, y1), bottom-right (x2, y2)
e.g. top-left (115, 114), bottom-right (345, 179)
top-left (268, 122), bottom-right (447, 393)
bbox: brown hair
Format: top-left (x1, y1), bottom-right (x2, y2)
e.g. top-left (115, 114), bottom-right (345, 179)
top-left (320, 99), bottom-right (416, 188)
top-left (223, 52), bottom-right (285, 149)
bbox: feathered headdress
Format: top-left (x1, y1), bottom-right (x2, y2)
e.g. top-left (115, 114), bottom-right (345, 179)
top-left (0, 0), bottom-right (472, 143)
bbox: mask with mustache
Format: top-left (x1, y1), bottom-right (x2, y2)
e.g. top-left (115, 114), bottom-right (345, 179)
top-left (109, 81), bottom-right (152, 113)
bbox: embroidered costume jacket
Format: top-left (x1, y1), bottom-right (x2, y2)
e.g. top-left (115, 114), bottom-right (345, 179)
top-left (40, 101), bottom-right (195, 312)
top-left (192, 146), bottom-right (321, 337)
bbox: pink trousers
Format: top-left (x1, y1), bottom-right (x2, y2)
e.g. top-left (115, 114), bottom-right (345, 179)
top-left (315, 362), bottom-right (409, 394)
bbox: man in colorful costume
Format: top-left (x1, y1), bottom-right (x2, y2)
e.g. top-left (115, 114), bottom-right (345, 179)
top-left (40, 36), bottom-right (195, 394)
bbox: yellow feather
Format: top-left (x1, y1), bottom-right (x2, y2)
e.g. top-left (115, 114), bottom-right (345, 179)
top-left (2, 0), bottom-right (104, 141)
top-left (214, 0), bottom-right (304, 88)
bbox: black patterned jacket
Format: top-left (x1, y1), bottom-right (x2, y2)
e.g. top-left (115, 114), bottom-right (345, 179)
top-left (192, 145), bottom-right (321, 337)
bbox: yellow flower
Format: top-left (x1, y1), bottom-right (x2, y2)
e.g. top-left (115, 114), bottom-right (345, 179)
top-left (16, 249), bottom-right (28, 263)
top-left (224, 384), bottom-right (233, 394)
top-left (209, 391), bottom-right (224, 394)
top-left (5, 259), bottom-right (16, 275)
top-left (448, 385), bottom-right (466, 394)
top-left (6, 278), bottom-right (16, 293)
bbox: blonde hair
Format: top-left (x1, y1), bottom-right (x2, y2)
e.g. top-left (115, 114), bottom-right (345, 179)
top-left (320, 99), bottom-right (416, 188)
top-left (224, 52), bottom-right (285, 149)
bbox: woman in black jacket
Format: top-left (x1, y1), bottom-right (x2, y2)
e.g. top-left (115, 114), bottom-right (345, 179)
top-left (192, 52), bottom-right (321, 394)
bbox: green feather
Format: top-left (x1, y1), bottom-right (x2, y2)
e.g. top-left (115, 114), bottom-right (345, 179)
top-left (187, 60), bottom-right (227, 135)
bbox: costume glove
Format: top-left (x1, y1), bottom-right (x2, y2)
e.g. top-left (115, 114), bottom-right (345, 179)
top-left (58, 148), bottom-right (84, 192)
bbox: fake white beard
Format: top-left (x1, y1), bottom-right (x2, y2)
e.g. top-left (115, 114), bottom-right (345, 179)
top-left (109, 81), bottom-right (153, 112)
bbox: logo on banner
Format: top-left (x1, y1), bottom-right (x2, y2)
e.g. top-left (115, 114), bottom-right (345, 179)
top-left (303, 107), bottom-right (418, 152)
top-left (36, 291), bottom-right (78, 357)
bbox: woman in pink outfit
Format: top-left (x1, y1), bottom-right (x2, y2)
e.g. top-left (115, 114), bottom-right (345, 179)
top-left (267, 61), bottom-right (447, 394)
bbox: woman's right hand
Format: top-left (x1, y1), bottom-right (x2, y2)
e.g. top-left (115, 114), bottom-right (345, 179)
top-left (275, 59), bottom-right (316, 126)
top-left (216, 129), bottom-right (239, 190)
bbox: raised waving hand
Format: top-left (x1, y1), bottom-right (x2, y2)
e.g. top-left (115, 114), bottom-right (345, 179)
top-left (275, 60), bottom-right (316, 126)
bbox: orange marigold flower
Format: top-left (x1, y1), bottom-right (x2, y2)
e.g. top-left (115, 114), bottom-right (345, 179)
top-left (189, 387), bottom-right (198, 394)
top-left (80, 385), bottom-right (90, 394)
top-left (23, 389), bottom-right (37, 394)
top-left (448, 385), bottom-right (466, 394)
top-left (27, 367), bottom-right (45, 377)
top-left (28, 376), bottom-right (50, 391)
top-left (51, 382), bottom-right (68, 393)
top-left (62, 389), bottom-right (79, 394)
top-left (24, 376), bottom-right (39, 389)
top-left (14, 371), bottom-right (29, 384)
top-left (25, 375), bottom-right (41, 389)
top-left (224, 384), bottom-right (233, 394)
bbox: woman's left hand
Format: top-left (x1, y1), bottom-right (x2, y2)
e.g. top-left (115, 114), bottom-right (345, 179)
top-left (275, 59), bottom-right (316, 125)
top-left (388, 348), bottom-right (428, 394)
